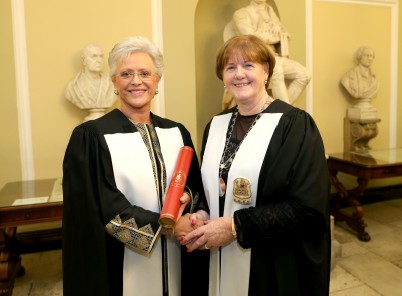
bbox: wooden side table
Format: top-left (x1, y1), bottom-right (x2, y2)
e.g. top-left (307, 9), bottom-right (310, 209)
top-left (328, 148), bottom-right (402, 241)
top-left (0, 178), bottom-right (63, 295)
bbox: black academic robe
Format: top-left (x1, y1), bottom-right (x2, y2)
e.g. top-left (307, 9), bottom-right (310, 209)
top-left (201, 99), bottom-right (331, 296)
top-left (62, 109), bottom-right (209, 296)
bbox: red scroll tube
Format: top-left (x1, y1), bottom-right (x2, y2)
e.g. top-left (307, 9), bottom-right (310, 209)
top-left (159, 146), bottom-right (194, 228)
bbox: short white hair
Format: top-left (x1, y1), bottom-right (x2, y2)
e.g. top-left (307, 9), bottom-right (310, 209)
top-left (108, 36), bottom-right (164, 78)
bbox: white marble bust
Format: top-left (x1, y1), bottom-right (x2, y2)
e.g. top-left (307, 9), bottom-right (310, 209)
top-left (341, 46), bottom-right (379, 120)
top-left (65, 44), bottom-right (117, 120)
top-left (341, 46), bottom-right (379, 109)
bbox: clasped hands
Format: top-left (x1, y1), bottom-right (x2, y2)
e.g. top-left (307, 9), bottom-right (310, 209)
top-left (180, 216), bottom-right (236, 252)
top-left (160, 193), bottom-right (235, 251)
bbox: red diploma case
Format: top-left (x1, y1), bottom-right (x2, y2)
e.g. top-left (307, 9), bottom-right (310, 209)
top-left (159, 146), bottom-right (194, 228)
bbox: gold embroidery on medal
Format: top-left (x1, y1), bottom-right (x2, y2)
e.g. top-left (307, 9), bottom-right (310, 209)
top-left (233, 177), bottom-right (252, 205)
top-left (105, 215), bottom-right (156, 253)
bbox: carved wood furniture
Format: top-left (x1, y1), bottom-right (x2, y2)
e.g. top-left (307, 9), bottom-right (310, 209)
top-left (328, 148), bottom-right (402, 241)
top-left (0, 179), bottom-right (62, 295)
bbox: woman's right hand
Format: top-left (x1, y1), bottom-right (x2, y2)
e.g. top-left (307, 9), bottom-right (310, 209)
top-left (182, 216), bottom-right (235, 251)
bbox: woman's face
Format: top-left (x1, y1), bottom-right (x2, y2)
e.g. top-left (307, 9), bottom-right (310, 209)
top-left (112, 52), bottom-right (160, 114)
top-left (222, 54), bottom-right (268, 104)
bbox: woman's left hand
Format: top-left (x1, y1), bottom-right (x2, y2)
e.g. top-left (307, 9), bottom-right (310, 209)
top-left (182, 216), bottom-right (235, 251)
top-left (174, 210), bottom-right (209, 240)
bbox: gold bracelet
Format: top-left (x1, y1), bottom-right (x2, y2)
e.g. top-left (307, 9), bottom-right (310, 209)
top-left (232, 217), bottom-right (237, 239)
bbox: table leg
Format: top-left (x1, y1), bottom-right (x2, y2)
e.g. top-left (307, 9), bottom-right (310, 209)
top-left (0, 228), bottom-right (24, 295)
top-left (329, 170), bottom-right (371, 241)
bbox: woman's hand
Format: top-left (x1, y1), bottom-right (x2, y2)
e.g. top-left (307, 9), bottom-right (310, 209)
top-left (160, 227), bottom-right (174, 237)
top-left (174, 210), bottom-right (209, 240)
top-left (182, 216), bottom-right (235, 251)
top-left (161, 192), bottom-right (191, 237)
top-left (177, 192), bottom-right (191, 219)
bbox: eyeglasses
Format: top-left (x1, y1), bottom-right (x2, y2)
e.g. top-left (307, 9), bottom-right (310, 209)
top-left (116, 70), bottom-right (154, 81)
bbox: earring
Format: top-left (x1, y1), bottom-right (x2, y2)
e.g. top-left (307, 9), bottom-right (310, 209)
top-left (264, 79), bottom-right (268, 85)
top-left (155, 90), bottom-right (159, 95)
top-left (223, 85), bottom-right (227, 88)
top-left (114, 89), bottom-right (119, 95)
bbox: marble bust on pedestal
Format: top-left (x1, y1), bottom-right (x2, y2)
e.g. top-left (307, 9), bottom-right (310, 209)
top-left (341, 46), bottom-right (379, 120)
top-left (341, 46), bottom-right (380, 152)
top-left (65, 44), bottom-right (117, 122)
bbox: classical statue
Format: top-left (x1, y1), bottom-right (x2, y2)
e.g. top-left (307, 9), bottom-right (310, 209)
top-left (341, 46), bottom-right (379, 110)
top-left (65, 44), bottom-right (117, 121)
top-left (223, 0), bottom-right (311, 106)
top-left (341, 46), bottom-right (380, 152)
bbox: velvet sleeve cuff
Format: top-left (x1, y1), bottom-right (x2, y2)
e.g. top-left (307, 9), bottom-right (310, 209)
top-left (105, 215), bottom-right (160, 254)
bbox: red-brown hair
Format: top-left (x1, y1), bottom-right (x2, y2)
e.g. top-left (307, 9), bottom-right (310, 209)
top-left (215, 35), bottom-right (276, 89)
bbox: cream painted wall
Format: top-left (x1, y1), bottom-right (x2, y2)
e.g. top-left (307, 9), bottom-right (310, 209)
top-left (24, 0), bottom-right (152, 182)
top-left (0, 0), bottom-right (152, 188)
top-left (162, 0), bottom-right (199, 149)
top-left (399, 2), bottom-right (402, 148)
top-left (0, 1), bottom-right (22, 188)
top-left (312, 0), bottom-right (401, 188)
top-left (276, 1), bottom-right (308, 110)
top-left (312, 1), bottom-right (392, 153)
top-left (1, 0), bottom-right (401, 190)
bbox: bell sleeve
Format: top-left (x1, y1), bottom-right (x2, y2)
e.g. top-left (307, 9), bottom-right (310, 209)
top-left (63, 124), bottom-right (161, 255)
top-left (233, 108), bottom-right (330, 249)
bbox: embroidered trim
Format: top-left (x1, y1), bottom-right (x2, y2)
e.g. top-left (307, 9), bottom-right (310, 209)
top-left (133, 122), bottom-right (167, 210)
top-left (105, 215), bottom-right (158, 254)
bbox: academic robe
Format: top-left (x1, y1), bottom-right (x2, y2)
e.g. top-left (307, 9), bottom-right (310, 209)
top-left (62, 109), bottom-right (209, 296)
top-left (201, 99), bottom-right (330, 296)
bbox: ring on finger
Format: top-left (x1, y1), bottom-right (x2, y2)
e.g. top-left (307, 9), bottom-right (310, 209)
top-left (205, 245), bottom-right (209, 250)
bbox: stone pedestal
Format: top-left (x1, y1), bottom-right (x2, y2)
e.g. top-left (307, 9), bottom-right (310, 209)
top-left (84, 108), bottom-right (107, 122)
top-left (344, 117), bottom-right (381, 152)
top-left (347, 106), bottom-right (377, 120)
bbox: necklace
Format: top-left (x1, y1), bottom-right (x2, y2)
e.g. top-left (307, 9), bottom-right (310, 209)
top-left (219, 96), bottom-right (273, 179)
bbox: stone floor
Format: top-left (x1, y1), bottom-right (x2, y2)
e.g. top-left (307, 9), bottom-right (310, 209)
top-left (12, 250), bottom-right (62, 296)
top-left (11, 198), bottom-right (402, 296)
top-left (330, 198), bottom-right (402, 295)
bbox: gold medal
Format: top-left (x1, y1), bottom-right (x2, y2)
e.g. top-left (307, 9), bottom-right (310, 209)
top-left (233, 177), bottom-right (252, 205)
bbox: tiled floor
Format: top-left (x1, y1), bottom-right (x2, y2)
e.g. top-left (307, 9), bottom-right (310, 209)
top-left (11, 198), bottom-right (402, 296)
top-left (12, 250), bottom-right (62, 296)
top-left (330, 198), bottom-right (402, 296)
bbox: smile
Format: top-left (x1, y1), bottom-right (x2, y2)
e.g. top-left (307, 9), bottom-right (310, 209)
top-left (234, 82), bottom-right (251, 87)
top-left (129, 89), bottom-right (146, 95)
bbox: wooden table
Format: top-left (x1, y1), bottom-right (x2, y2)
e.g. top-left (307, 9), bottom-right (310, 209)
top-left (328, 148), bottom-right (402, 242)
top-left (0, 178), bottom-right (62, 295)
